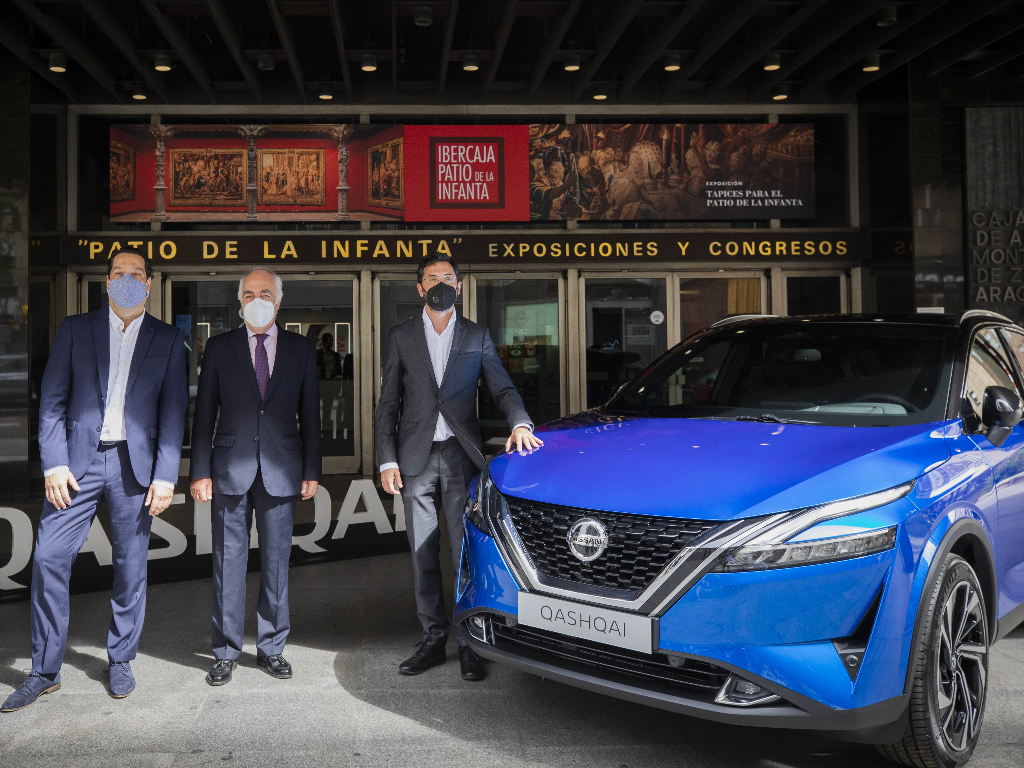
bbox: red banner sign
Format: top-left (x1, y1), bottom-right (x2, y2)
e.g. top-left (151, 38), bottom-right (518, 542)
top-left (405, 125), bottom-right (529, 221)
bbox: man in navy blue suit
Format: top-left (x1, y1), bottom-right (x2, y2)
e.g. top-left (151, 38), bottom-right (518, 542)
top-left (190, 267), bottom-right (321, 686)
top-left (2, 248), bottom-right (187, 712)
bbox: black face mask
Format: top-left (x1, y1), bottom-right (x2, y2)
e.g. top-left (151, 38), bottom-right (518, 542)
top-left (424, 282), bottom-right (458, 312)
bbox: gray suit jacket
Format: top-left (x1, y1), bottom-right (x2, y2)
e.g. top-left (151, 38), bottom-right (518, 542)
top-left (375, 314), bottom-right (532, 476)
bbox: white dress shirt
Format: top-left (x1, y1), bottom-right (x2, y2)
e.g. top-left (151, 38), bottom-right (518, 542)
top-left (45, 308), bottom-right (173, 489)
top-left (246, 322), bottom-right (279, 377)
top-left (379, 307), bottom-right (530, 473)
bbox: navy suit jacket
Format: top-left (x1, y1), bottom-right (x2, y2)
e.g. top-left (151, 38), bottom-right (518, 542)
top-left (190, 325), bottom-right (322, 497)
top-left (39, 309), bottom-right (188, 488)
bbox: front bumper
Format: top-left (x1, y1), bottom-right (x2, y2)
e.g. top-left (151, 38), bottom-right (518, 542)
top-left (459, 620), bottom-right (908, 741)
top-left (455, 507), bottom-right (915, 738)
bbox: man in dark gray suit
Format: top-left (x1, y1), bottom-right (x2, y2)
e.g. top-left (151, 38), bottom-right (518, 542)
top-left (376, 254), bottom-right (542, 681)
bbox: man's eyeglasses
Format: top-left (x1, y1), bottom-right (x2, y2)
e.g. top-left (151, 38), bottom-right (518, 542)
top-left (422, 274), bottom-right (458, 287)
top-left (242, 290), bottom-right (275, 301)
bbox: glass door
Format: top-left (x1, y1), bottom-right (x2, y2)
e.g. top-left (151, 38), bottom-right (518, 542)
top-left (675, 272), bottom-right (767, 340)
top-left (580, 274), bottom-right (669, 410)
top-left (470, 274), bottom-right (565, 451)
top-left (784, 271), bottom-right (848, 316)
top-left (168, 274), bottom-right (360, 475)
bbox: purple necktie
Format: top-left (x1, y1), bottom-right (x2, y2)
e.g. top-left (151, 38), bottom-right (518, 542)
top-left (254, 333), bottom-right (269, 400)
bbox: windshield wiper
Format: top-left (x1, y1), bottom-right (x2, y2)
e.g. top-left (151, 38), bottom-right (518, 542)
top-left (732, 413), bottom-right (822, 425)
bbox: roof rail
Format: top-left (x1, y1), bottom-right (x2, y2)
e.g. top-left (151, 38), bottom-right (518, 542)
top-left (958, 309), bottom-right (1014, 326)
top-left (710, 314), bottom-right (777, 328)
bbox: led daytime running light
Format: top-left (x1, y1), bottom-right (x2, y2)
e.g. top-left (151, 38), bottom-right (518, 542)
top-left (741, 481), bottom-right (913, 548)
top-left (713, 526), bottom-right (897, 572)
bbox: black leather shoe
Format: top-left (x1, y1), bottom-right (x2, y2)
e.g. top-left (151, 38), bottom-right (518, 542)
top-left (205, 659), bottom-right (237, 686)
top-left (256, 653), bottom-right (292, 679)
top-left (459, 646), bottom-right (486, 681)
top-left (398, 641), bottom-right (447, 675)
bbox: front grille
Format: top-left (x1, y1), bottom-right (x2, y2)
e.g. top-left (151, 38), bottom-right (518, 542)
top-left (502, 496), bottom-right (716, 592)
top-left (491, 622), bottom-right (730, 693)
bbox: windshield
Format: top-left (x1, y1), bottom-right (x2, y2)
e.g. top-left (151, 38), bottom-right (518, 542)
top-left (605, 322), bottom-right (957, 426)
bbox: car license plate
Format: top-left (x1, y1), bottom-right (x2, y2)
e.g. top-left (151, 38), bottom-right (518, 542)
top-left (517, 592), bottom-right (653, 654)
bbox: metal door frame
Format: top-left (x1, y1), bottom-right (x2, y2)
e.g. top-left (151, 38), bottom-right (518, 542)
top-left (168, 272), bottom-right (362, 475)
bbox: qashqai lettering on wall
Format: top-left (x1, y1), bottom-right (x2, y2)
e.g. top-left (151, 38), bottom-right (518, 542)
top-left (0, 480), bottom-right (409, 598)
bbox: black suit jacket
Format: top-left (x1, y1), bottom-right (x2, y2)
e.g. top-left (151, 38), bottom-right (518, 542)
top-left (375, 313), bottom-right (532, 476)
top-left (190, 325), bottom-right (322, 497)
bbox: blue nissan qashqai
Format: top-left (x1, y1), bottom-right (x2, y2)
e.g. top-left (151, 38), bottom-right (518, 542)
top-left (455, 311), bottom-right (1024, 768)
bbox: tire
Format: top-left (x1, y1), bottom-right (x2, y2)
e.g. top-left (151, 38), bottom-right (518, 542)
top-left (876, 554), bottom-right (990, 768)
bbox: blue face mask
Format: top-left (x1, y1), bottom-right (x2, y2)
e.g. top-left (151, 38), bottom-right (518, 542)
top-left (107, 274), bottom-right (149, 310)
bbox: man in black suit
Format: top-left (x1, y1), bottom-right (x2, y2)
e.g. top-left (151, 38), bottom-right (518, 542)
top-left (375, 254), bottom-right (543, 681)
top-left (190, 267), bottom-right (321, 686)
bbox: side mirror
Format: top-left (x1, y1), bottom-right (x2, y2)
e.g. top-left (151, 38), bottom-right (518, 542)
top-left (982, 385), bottom-right (1024, 447)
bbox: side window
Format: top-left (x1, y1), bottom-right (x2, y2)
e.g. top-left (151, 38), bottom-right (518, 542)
top-left (1002, 329), bottom-right (1024, 383)
top-left (965, 328), bottom-right (1021, 421)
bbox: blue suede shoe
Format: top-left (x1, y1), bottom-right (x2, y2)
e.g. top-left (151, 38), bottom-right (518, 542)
top-left (108, 661), bottom-right (136, 698)
top-left (1, 672), bottom-right (61, 712)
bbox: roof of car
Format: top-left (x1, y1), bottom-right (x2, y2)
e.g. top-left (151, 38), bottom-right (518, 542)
top-left (712, 311), bottom-right (1021, 330)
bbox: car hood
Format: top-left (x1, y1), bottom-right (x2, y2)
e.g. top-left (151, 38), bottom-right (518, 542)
top-left (488, 412), bottom-right (952, 521)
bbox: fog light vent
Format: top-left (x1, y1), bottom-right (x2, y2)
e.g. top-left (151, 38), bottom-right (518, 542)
top-left (467, 614), bottom-right (494, 644)
top-left (832, 587), bottom-right (882, 681)
top-left (714, 674), bottom-right (782, 707)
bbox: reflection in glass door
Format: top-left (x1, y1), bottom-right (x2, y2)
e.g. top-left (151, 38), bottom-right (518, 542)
top-left (169, 276), bottom-right (359, 474)
top-left (582, 276), bottom-right (667, 409)
top-left (678, 275), bottom-right (763, 339)
top-left (473, 276), bottom-right (563, 450)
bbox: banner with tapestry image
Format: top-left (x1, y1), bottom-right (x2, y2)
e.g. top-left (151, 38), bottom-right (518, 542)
top-left (528, 123), bottom-right (815, 221)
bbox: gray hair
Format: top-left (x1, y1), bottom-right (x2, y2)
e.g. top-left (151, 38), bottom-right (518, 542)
top-left (238, 267), bottom-right (284, 304)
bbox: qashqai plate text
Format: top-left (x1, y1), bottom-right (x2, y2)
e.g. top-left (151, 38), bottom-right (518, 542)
top-left (517, 593), bottom-right (653, 654)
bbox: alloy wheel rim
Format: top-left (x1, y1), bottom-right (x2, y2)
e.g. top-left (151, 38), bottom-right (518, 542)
top-left (936, 579), bottom-right (988, 752)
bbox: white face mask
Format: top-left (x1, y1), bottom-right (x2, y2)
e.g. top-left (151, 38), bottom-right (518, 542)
top-left (240, 297), bottom-right (277, 328)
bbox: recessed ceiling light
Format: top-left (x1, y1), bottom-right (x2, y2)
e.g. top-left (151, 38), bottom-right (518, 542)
top-left (763, 53), bottom-right (780, 72)
top-left (48, 52), bottom-right (66, 73)
top-left (414, 5), bottom-right (432, 26)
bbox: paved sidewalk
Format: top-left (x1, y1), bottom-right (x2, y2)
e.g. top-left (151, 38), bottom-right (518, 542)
top-left (1, 552), bottom-right (1022, 768)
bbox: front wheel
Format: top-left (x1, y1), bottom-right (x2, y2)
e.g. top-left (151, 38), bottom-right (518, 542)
top-left (877, 554), bottom-right (989, 767)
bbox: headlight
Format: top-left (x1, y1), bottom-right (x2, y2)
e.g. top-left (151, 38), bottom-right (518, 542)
top-left (712, 526), bottom-right (897, 572)
top-left (467, 469), bottom-right (494, 536)
top-left (711, 481), bottom-right (912, 572)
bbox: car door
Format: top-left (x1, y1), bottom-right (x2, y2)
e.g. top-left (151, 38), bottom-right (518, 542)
top-left (964, 326), bottom-right (1024, 616)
